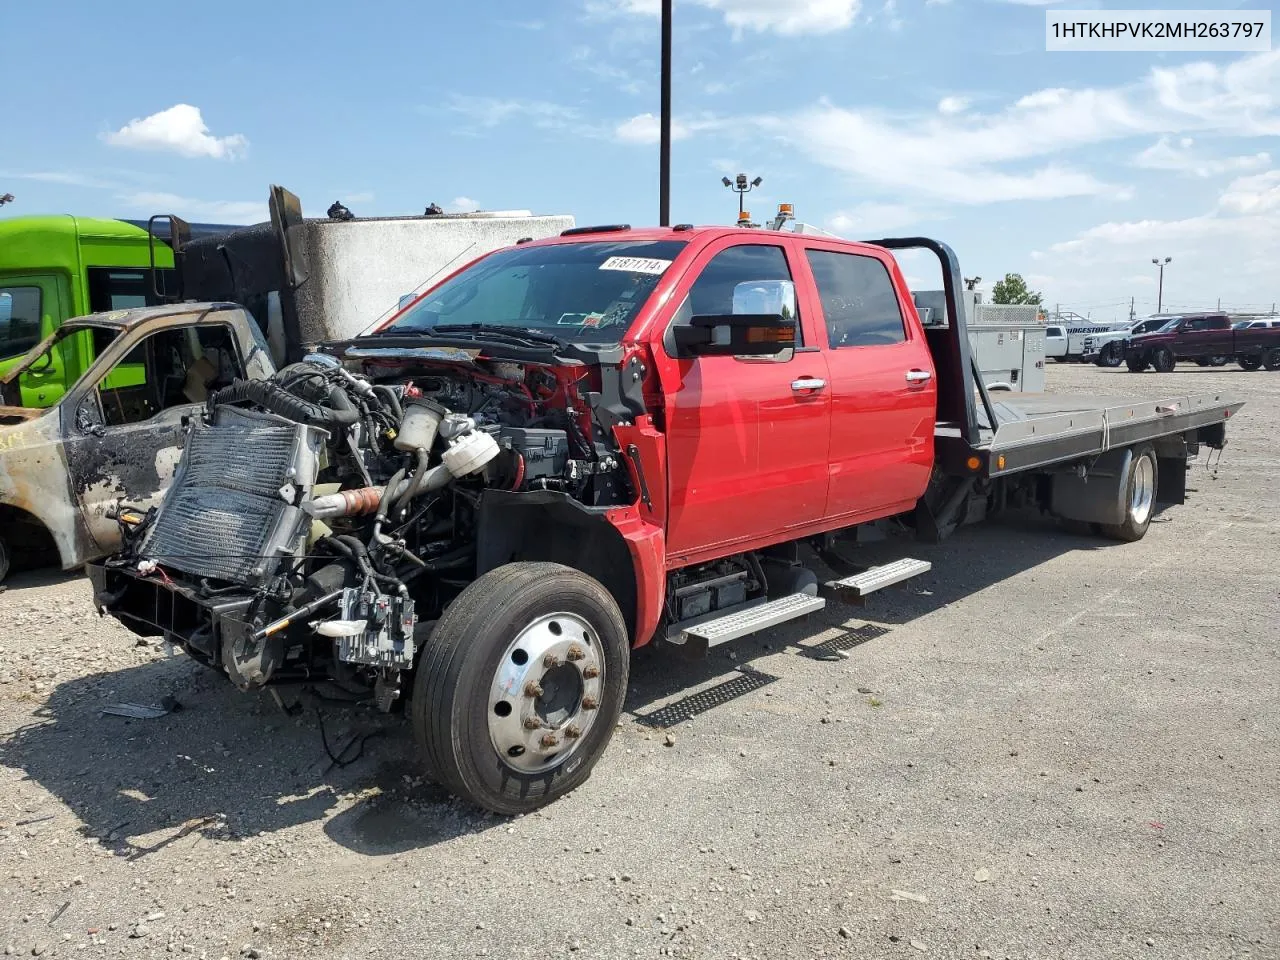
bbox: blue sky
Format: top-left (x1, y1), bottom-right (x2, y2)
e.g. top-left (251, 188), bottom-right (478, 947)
top-left (2, 0), bottom-right (1277, 318)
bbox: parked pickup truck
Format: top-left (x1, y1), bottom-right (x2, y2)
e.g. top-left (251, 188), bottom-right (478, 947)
top-left (1081, 316), bottom-right (1177, 367)
top-left (88, 224), bottom-right (1242, 814)
top-left (1125, 313), bottom-right (1280, 372)
top-left (0, 305), bottom-right (274, 582)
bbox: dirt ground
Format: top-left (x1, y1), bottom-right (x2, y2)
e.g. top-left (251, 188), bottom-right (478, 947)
top-left (1, 362), bottom-right (1276, 960)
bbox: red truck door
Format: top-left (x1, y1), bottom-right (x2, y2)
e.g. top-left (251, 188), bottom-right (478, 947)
top-left (659, 239), bottom-right (832, 561)
top-left (1178, 315), bottom-right (1232, 359)
top-left (798, 243), bottom-right (936, 521)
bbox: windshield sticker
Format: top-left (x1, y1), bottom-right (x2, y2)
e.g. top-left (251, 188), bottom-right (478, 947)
top-left (557, 312), bottom-right (602, 326)
top-left (599, 256), bottom-right (672, 276)
top-left (581, 313), bottom-right (603, 329)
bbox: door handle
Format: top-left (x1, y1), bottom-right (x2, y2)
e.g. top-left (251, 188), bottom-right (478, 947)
top-left (791, 377), bottom-right (826, 392)
top-left (905, 369), bottom-right (932, 383)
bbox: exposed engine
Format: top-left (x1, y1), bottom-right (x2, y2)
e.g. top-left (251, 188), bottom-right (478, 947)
top-left (109, 350), bottom-right (629, 707)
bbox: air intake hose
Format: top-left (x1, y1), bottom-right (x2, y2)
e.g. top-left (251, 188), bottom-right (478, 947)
top-left (209, 378), bottom-right (360, 428)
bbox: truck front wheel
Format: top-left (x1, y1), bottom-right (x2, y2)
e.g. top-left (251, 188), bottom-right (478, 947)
top-left (1100, 445), bottom-right (1157, 542)
top-left (1151, 348), bottom-right (1176, 372)
top-left (0, 533), bottom-right (9, 584)
top-left (412, 562), bottom-right (630, 815)
top-left (1126, 356), bottom-right (1148, 373)
top-left (1097, 342), bottom-right (1124, 367)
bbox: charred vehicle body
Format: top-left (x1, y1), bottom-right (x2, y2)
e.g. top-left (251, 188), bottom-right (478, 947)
top-left (90, 222), bottom-right (1242, 813)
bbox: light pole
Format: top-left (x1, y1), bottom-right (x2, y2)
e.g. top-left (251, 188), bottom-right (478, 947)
top-left (659, 0), bottom-right (672, 226)
top-left (1152, 256), bottom-right (1171, 313)
top-left (723, 174), bottom-right (762, 220)
top-left (964, 276), bottom-right (981, 291)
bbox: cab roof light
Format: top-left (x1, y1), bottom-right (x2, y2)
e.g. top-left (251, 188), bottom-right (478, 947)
top-left (560, 224), bottom-right (631, 236)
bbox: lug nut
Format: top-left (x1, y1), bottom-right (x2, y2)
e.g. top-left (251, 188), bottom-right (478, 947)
top-left (523, 717), bottom-right (543, 730)
top-left (540, 733), bottom-right (560, 748)
top-left (566, 645), bottom-right (586, 662)
top-left (564, 724), bottom-right (583, 739)
top-left (543, 653), bottom-right (561, 668)
top-left (524, 681), bottom-right (544, 698)
top-left (581, 696), bottom-right (599, 711)
top-left (582, 665), bottom-right (600, 680)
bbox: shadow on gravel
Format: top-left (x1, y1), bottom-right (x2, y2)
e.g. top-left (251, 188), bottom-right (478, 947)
top-left (0, 510), bottom-right (1112, 854)
top-left (0, 656), bottom-right (494, 858)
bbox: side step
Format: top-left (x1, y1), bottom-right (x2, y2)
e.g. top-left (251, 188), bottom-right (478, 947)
top-left (674, 592), bottom-right (827, 652)
top-left (822, 558), bottom-right (931, 604)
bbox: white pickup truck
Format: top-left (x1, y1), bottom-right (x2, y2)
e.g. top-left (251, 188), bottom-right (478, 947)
top-left (1081, 316), bottom-right (1176, 366)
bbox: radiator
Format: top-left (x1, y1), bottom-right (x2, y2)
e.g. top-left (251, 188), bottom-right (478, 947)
top-left (141, 406), bottom-right (325, 585)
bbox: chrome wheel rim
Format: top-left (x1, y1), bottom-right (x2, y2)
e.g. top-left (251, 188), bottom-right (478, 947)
top-left (487, 613), bottom-right (605, 774)
top-left (1130, 455), bottom-right (1155, 526)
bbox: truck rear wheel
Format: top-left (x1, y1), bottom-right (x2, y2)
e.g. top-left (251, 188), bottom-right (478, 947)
top-left (1264, 347), bottom-right (1280, 372)
top-left (1100, 445), bottom-right (1157, 542)
top-left (1239, 355), bottom-right (1262, 371)
top-left (412, 562), bottom-right (629, 814)
top-left (1151, 348), bottom-right (1176, 373)
top-left (0, 533), bottom-right (10, 584)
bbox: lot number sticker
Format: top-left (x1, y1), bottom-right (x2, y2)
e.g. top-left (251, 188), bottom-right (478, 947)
top-left (599, 256), bottom-right (672, 275)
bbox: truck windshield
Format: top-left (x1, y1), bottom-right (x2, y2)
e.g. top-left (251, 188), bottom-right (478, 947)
top-left (383, 239), bottom-right (688, 342)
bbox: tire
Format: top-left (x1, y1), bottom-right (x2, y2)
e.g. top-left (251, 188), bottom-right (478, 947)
top-left (412, 562), bottom-right (629, 815)
top-left (1100, 445), bottom-right (1158, 542)
top-left (1264, 347), bottom-right (1280, 372)
top-left (1238, 355), bottom-right (1263, 371)
top-left (0, 533), bottom-right (9, 584)
top-left (1151, 347), bottom-right (1176, 373)
top-left (1126, 356), bottom-right (1148, 373)
top-left (1208, 356), bottom-right (1230, 367)
top-left (1097, 342), bottom-right (1124, 367)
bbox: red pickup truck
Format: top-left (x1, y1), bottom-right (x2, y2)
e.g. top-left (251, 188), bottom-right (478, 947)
top-left (1124, 312), bottom-right (1280, 372)
top-left (89, 221), bottom-right (1242, 813)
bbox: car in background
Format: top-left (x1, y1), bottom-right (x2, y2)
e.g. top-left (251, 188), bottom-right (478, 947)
top-left (1044, 325), bottom-right (1067, 360)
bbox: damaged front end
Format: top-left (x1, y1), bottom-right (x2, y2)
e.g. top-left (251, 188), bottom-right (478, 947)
top-left (88, 345), bottom-right (636, 709)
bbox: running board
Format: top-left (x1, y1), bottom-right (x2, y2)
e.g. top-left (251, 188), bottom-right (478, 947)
top-left (672, 593), bottom-right (827, 653)
top-left (822, 558), bottom-right (931, 604)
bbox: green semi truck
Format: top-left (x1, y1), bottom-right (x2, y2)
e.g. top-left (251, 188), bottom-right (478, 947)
top-left (0, 215), bottom-right (235, 408)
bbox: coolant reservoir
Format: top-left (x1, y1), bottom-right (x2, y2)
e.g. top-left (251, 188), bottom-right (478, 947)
top-left (394, 399), bottom-right (447, 452)
top-left (442, 430), bottom-right (501, 477)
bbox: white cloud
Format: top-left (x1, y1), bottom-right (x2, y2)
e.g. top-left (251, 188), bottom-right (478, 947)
top-left (615, 112), bottom-right (691, 144)
top-left (1134, 137), bottom-right (1271, 177)
top-left (1035, 174), bottom-right (1280, 312)
top-left (448, 196), bottom-right (481, 213)
top-left (599, 0), bottom-right (861, 35)
top-left (765, 51), bottom-right (1280, 204)
top-left (102, 104), bottom-right (247, 160)
top-left (447, 95), bottom-right (582, 131)
top-left (937, 96), bottom-right (969, 115)
top-left (116, 191), bottom-right (266, 223)
top-left (826, 202), bottom-right (927, 235)
top-left (1218, 170), bottom-right (1280, 215)
top-left (2, 170), bottom-right (119, 189)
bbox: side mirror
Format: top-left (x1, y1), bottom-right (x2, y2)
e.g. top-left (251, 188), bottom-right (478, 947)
top-left (673, 313), bottom-right (797, 358)
top-left (672, 279), bottom-right (799, 358)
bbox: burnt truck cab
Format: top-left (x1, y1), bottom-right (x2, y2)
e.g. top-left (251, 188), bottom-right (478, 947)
top-left (0, 304), bottom-right (274, 581)
top-left (87, 222), bottom-right (1240, 814)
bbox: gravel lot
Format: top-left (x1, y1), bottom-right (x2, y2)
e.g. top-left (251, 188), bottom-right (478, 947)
top-left (1, 363), bottom-right (1276, 960)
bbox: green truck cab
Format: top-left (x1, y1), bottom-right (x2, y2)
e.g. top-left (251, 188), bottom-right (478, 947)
top-left (0, 216), bottom-right (235, 408)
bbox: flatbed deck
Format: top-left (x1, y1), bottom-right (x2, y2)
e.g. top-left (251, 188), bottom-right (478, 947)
top-left (936, 390), bottom-right (1243, 478)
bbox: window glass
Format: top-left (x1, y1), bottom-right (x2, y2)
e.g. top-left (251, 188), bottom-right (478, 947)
top-left (806, 250), bottom-right (906, 347)
top-left (97, 324), bottom-right (244, 426)
top-left (1047, 327), bottom-right (1064, 337)
top-left (388, 240), bottom-right (687, 342)
top-left (0, 286), bottom-right (43, 357)
top-left (671, 244), bottom-right (801, 346)
top-left (86, 268), bottom-right (174, 313)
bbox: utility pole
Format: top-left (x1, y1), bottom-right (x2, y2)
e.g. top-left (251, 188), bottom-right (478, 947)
top-left (659, 0), bottom-right (672, 226)
top-left (1129, 296), bottom-right (1135, 321)
top-left (1152, 256), bottom-right (1171, 313)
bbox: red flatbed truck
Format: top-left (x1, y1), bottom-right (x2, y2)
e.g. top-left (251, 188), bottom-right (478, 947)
top-left (89, 217), bottom-right (1242, 813)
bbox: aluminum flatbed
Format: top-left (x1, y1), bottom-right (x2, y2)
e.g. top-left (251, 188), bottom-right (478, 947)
top-left (936, 390), bottom-right (1243, 478)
